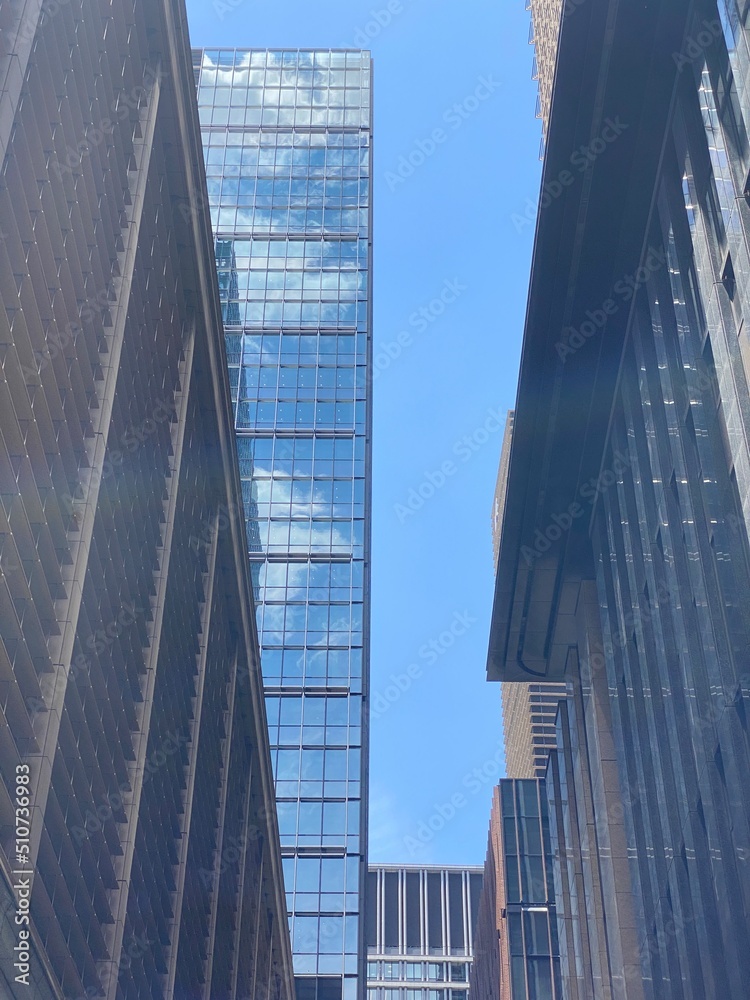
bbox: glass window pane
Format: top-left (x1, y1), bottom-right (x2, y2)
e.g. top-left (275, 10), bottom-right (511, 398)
top-left (505, 855), bottom-right (521, 903)
top-left (524, 910), bottom-right (551, 956)
top-left (511, 957), bottom-right (526, 998)
top-left (508, 913), bottom-right (524, 956)
top-left (521, 856), bottom-right (545, 903)
top-left (517, 781), bottom-right (539, 817)
top-left (296, 858), bottom-right (320, 892)
top-left (527, 957), bottom-right (553, 1000)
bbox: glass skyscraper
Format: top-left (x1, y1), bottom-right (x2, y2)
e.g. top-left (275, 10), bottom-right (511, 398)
top-left (192, 48), bottom-right (373, 1000)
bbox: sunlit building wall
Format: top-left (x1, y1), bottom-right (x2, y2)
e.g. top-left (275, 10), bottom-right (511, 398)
top-left (529, 0), bottom-right (562, 143)
top-left (491, 413), bottom-right (515, 571)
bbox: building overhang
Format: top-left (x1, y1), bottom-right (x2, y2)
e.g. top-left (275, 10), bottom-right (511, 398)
top-left (487, 0), bottom-right (694, 681)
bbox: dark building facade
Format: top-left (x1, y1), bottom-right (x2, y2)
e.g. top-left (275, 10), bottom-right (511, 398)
top-left (470, 782), bottom-right (560, 1000)
top-left (0, 1), bottom-right (293, 998)
top-left (366, 864), bottom-right (483, 1000)
top-left (192, 48), bottom-right (373, 1000)
top-left (488, 0), bottom-right (750, 997)
top-left (492, 413), bottom-right (567, 782)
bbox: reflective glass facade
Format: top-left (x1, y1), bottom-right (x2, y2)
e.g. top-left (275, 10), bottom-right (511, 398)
top-left (193, 48), bottom-right (372, 1000)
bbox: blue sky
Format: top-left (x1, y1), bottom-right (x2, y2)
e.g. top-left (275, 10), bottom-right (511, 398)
top-left (184, 0), bottom-right (542, 866)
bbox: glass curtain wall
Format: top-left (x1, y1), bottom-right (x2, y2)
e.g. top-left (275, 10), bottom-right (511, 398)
top-left (193, 47), bottom-right (373, 1000)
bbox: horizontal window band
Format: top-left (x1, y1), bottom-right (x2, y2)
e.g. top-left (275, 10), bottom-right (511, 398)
top-left (264, 686), bottom-right (352, 696)
top-left (283, 846), bottom-right (349, 857)
top-left (238, 430), bottom-right (359, 439)
top-left (202, 126), bottom-right (370, 135)
top-left (250, 552), bottom-right (354, 562)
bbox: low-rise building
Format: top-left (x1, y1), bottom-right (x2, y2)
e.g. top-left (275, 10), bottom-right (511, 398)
top-left (366, 865), bottom-right (483, 1000)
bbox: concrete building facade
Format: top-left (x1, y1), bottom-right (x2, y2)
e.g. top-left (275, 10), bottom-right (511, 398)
top-left (491, 413), bottom-right (515, 573)
top-left (528, 0), bottom-right (562, 139)
top-left (0, 2), bottom-right (293, 998)
top-left (500, 683), bottom-right (564, 781)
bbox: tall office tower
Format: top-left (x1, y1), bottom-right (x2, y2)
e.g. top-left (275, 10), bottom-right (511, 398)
top-left (488, 0), bottom-right (750, 996)
top-left (0, 1), bottom-right (294, 998)
top-left (365, 865), bottom-right (483, 1000)
top-left (492, 413), bottom-right (565, 779)
top-left (528, 0), bottom-right (562, 142)
top-left (193, 48), bottom-right (373, 1000)
top-left (470, 781), bottom-right (560, 1000)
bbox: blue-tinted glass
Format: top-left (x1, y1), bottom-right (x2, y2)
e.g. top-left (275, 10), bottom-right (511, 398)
top-left (527, 957), bottom-right (553, 1000)
top-left (501, 782), bottom-right (516, 817)
top-left (196, 47), bottom-right (371, 992)
top-left (505, 856), bottom-right (521, 904)
top-left (517, 781), bottom-right (539, 817)
top-left (511, 957), bottom-right (526, 998)
top-left (523, 911), bottom-right (551, 956)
